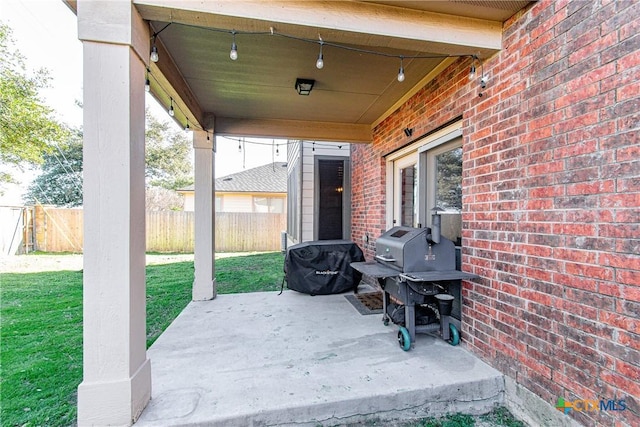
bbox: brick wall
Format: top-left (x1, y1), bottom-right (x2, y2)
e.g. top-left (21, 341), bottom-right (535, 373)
top-left (351, 1), bottom-right (639, 425)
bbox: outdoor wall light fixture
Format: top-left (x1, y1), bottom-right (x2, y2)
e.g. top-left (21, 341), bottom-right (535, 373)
top-left (295, 78), bottom-right (315, 95)
top-left (469, 55), bottom-right (488, 97)
top-left (404, 127), bottom-right (413, 137)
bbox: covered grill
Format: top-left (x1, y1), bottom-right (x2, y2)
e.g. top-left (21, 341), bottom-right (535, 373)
top-left (351, 217), bottom-right (479, 351)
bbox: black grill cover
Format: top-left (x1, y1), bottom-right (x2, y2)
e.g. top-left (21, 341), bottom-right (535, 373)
top-left (284, 240), bottom-right (364, 295)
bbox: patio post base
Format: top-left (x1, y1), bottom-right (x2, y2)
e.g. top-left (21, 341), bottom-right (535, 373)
top-left (77, 358), bottom-right (151, 427)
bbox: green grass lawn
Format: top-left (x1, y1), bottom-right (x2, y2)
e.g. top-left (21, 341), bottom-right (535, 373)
top-left (0, 252), bottom-right (285, 427)
top-left (1, 251), bottom-right (523, 427)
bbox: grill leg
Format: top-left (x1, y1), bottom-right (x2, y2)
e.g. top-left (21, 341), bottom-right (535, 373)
top-left (379, 278), bottom-right (390, 325)
top-left (441, 314), bottom-right (450, 340)
top-left (405, 304), bottom-right (416, 343)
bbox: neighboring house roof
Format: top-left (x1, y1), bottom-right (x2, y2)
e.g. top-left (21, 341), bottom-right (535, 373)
top-left (179, 162), bottom-right (287, 193)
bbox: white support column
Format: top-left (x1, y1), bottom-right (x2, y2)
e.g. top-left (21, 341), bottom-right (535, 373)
top-left (76, 1), bottom-right (151, 425)
top-left (192, 130), bottom-right (216, 300)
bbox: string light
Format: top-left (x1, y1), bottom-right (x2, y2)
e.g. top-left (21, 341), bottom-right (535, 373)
top-left (185, 118), bottom-right (190, 132)
top-left (150, 42), bottom-right (159, 63)
top-left (145, 69), bottom-right (151, 92)
top-left (469, 62), bottom-right (476, 81)
top-left (144, 24), bottom-right (487, 132)
top-left (148, 21), bottom-right (480, 85)
top-left (149, 23), bottom-right (171, 63)
top-left (230, 30), bottom-right (238, 61)
top-left (397, 56), bottom-right (405, 82)
top-left (316, 40), bottom-right (324, 69)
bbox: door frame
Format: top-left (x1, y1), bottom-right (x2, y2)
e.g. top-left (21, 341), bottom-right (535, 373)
top-left (386, 121), bottom-right (462, 230)
top-left (392, 152), bottom-right (418, 228)
top-left (314, 156), bottom-right (351, 240)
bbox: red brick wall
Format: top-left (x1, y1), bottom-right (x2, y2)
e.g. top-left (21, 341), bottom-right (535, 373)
top-left (351, 1), bottom-right (639, 425)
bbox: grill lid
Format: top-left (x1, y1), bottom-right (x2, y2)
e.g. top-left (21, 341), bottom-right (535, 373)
top-left (375, 226), bottom-right (455, 272)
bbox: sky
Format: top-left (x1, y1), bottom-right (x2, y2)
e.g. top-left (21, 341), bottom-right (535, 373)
top-left (0, 0), bottom-right (287, 205)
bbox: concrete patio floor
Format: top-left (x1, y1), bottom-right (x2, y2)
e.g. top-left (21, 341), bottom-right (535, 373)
top-left (135, 288), bottom-right (505, 426)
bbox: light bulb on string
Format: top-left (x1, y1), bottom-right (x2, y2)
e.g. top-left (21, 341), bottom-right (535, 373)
top-left (145, 69), bottom-right (151, 92)
top-left (397, 56), bottom-right (405, 82)
top-left (185, 119), bottom-right (190, 132)
top-left (150, 36), bottom-right (159, 63)
top-left (150, 46), bottom-right (159, 63)
top-left (316, 42), bottom-right (324, 69)
top-left (169, 98), bottom-right (175, 117)
top-left (230, 31), bottom-right (238, 61)
top-left (469, 55), bottom-right (478, 82)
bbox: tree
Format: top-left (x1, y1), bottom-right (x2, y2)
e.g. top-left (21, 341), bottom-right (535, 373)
top-left (23, 130), bottom-right (83, 207)
top-left (145, 111), bottom-right (194, 190)
top-left (0, 24), bottom-right (68, 191)
top-left (23, 112), bottom-right (193, 208)
top-left (146, 186), bottom-right (184, 211)
top-left (435, 147), bottom-right (462, 211)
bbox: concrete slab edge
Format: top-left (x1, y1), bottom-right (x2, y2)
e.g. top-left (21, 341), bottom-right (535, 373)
top-left (504, 376), bottom-right (584, 427)
top-left (153, 376), bottom-right (505, 427)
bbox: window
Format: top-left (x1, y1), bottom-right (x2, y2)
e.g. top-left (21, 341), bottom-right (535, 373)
top-left (253, 196), bottom-right (285, 213)
top-left (386, 123), bottom-right (463, 245)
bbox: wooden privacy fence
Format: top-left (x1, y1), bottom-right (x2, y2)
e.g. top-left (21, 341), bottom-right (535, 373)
top-left (18, 205), bottom-right (285, 253)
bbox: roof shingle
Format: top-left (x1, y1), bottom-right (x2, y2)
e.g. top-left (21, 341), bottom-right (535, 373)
top-left (179, 162), bottom-right (287, 193)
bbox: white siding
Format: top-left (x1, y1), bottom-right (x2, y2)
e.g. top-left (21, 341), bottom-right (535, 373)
top-left (220, 194), bottom-right (253, 212)
top-left (182, 194), bottom-right (195, 212)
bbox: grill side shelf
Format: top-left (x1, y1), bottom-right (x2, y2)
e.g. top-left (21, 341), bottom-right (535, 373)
top-left (399, 270), bottom-right (480, 282)
top-left (350, 261), bottom-right (400, 279)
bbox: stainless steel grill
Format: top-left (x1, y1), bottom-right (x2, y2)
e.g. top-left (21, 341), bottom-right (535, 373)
top-left (351, 221), bottom-right (479, 351)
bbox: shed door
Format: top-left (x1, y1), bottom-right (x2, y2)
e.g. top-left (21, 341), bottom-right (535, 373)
top-left (316, 159), bottom-right (348, 240)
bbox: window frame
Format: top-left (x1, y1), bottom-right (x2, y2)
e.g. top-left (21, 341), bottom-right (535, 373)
top-left (385, 122), bottom-right (463, 230)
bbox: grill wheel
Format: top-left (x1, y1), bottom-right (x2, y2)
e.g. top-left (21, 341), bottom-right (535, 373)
top-left (397, 326), bottom-right (411, 351)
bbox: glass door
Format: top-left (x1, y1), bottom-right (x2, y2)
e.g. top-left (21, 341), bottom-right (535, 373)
top-left (393, 153), bottom-right (418, 228)
top-left (424, 138), bottom-right (463, 245)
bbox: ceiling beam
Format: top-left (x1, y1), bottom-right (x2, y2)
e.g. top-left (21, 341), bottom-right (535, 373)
top-left (214, 117), bottom-right (372, 143)
top-left (134, 0), bottom-right (502, 56)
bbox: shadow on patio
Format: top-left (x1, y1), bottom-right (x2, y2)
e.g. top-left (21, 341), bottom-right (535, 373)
top-left (136, 288), bottom-right (504, 426)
